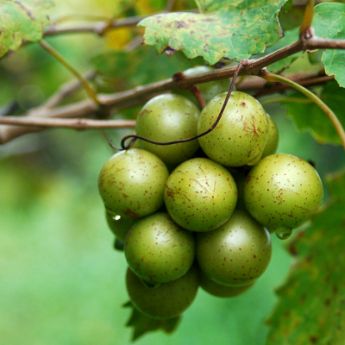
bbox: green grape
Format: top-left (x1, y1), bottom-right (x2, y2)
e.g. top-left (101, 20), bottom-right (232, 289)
top-left (243, 153), bottom-right (324, 230)
top-left (135, 94), bottom-right (200, 165)
top-left (197, 209), bottom-right (271, 286)
top-left (262, 114), bottom-right (279, 158)
top-left (125, 213), bottom-right (195, 284)
top-left (197, 91), bottom-right (269, 167)
top-left (105, 209), bottom-right (135, 241)
top-left (98, 148), bottom-right (169, 219)
top-left (126, 267), bottom-right (199, 319)
top-left (164, 158), bottom-right (237, 232)
top-left (200, 271), bottom-right (254, 298)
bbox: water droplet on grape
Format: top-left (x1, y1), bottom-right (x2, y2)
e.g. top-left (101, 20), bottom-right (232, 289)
top-left (275, 228), bottom-right (292, 240)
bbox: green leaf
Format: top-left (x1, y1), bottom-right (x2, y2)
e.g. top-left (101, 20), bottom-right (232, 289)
top-left (92, 46), bottom-right (193, 91)
top-left (266, 28), bottom-right (300, 73)
top-left (0, 0), bottom-right (53, 58)
top-left (267, 172), bottom-right (345, 345)
top-left (285, 81), bottom-right (345, 145)
top-left (124, 301), bottom-right (181, 341)
top-left (313, 3), bottom-right (345, 88)
top-left (279, 0), bottom-right (305, 31)
top-left (139, 0), bottom-right (287, 64)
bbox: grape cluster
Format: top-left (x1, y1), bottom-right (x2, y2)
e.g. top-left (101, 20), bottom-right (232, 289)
top-left (98, 77), bottom-right (324, 320)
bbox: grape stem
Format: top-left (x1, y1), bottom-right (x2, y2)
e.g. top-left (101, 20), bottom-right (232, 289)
top-left (261, 70), bottom-right (345, 149)
top-left (190, 86), bottom-right (206, 109)
top-left (299, 0), bottom-right (315, 39)
top-left (120, 62), bottom-right (244, 150)
top-left (173, 71), bottom-right (206, 108)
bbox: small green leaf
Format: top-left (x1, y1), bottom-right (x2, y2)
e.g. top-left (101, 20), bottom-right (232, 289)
top-left (314, 3), bottom-right (345, 88)
top-left (285, 81), bottom-right (345, 145)
top-left (124, 301), bottom-right (181, 341)
top-left (139, 0), bottom-right (287, 64)
top-left (267, 172), bottom-right (345, 345)
top-left (0, 0), bottom-right (53, 58)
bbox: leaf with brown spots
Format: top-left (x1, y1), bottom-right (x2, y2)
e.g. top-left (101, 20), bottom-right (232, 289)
top-left (0, 0), bottom-right (53, 58)
top-left (124, 301), bottom-right (180, 341)
top-left (267, 172), bottom-right (345, 345)
top-left (139, 0), bottom-right (287, 64)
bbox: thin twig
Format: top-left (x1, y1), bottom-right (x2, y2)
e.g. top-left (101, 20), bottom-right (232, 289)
top-left (190, 85), bottom-right (206, 108)
top-left (302, 37), bottom-right (345, 50)
top-left (262, 70), bottom-right (345, 149)
top-left (0, 117), bottom-right (135, 129)
top-left (100, 130), bottom-right (119, 151)
top-left (40, 40), bottom-right (101, 106)
top-left (44, 16), bottom-right (144, 37)
top-left (52, 14), bottom-right (116, 25)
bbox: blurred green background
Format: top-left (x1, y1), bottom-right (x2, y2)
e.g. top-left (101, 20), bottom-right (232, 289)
top-left (1, 1), bottom-right (344, 345)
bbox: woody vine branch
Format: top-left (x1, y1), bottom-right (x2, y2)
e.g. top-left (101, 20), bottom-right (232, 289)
top-left (1, 33), bottom-right (345, 144)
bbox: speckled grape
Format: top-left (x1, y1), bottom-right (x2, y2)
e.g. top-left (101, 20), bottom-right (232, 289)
top-left (262, 114), bottom-right (279, 158)
top-left (98, 148), bottom-right (169, 219)
top-left (244, 154), bottom-right (323, 230)
top-left (196, 209), bottom-right (271, 286)
top-left (126, 267), bottom-right (199, 319)
top-left (105, 209), bottom-right (136, 241)
top-left (200, 271), bottom-right (254, 298)
top-left (135, 94), bottom-right (200, 165)
top-left (125, 213), bottom-right (195, 284)
top-left (197, 91), bottom-right (269, 167)
top-left (164, 158), bottom-right (237, 232)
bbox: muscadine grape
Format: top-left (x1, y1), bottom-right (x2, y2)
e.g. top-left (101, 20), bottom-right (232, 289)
top-left (98, 148), bottom-right (169, 219)
top-left (197, 91), bottom-right (269, 167)
top-left (126, 267), bottom-right (199, 319)
top-left (200, 271), bottom-right (254, 298)
top-left (164, 158), bottom-right (237, 232)
top-left (262, 114), bottom-right (279, 158)
top-left (196, 209), bottom-right (271, 286)
top-left (135, 94), bottom-right (200, 165)
top-left (105, 209), bottom-right (135, 241)
top-left (243, 153), bottom-right (323, 230)
top-left (125, 213), bottom-right (195, 284)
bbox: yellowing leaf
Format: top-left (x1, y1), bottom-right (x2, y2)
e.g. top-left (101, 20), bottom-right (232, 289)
top-left (0, 0), bottom-right (54, 58)
top-left (105, 27), bottom-right (132, 50)
top-left (135, 0), bottom-right (165, 15)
